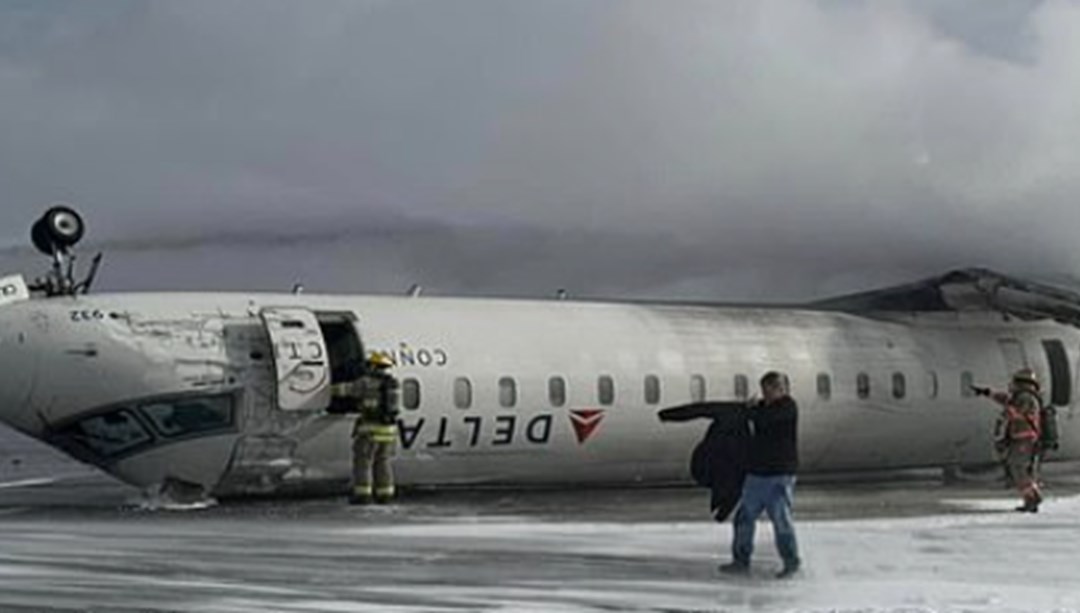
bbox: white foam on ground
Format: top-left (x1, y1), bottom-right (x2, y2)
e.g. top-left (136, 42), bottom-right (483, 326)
top-left (131, 491), bottom-right (219, 512)
top-left (0, 492), bottom-right (1078, 611)
top-left (333, 494), bottom-right (1080, 612)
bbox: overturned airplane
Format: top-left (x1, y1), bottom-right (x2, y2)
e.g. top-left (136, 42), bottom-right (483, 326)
top-left (0, 206), bottom-right (1076, 499)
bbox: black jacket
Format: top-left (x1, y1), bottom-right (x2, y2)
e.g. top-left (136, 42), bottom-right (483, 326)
top-left (658, 402), bottom-right (749, 522)
top-left (746, 396), bottom-right (798, 475)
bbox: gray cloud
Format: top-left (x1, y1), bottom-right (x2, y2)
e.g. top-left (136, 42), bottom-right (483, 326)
top-left (2, 1), bottom-right (1079, 302)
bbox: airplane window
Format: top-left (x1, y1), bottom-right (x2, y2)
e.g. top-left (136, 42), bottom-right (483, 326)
top-left (598, 375), bottom-right (615, 406)
top-left (927, 371), bottom-right (939, 399)
top-left (645, 375), bottom-right (661, 405)
top-left (892, 373), bottom-right (906, 400)
top-left (549, 376), bottom-right (567, 407)
top-left (454, 378), bottom-right (472, 409)
top-left (403, 378), bottom-right (421, 410)
top-left (60, 409), bottom-right (152, 458)
top-left (960, 372), bottom-right (975, 398)
top-left (734, 375), bottom-right (748, 401)
top-left (857, 373), bottom-right (870, 399)
top-left (690, 374), bottom-right (706, 403)
top-left (141, 396), bottom-right (234, 438)
top-left (499, 377), bottom-right (517, 408)
top-left (816, 374), bottom-right (831, 401)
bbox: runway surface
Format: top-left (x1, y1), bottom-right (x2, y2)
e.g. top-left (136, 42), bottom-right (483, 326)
top-left (0, 428), bottom-right (1078, 612)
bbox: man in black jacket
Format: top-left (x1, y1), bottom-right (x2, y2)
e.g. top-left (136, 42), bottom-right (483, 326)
top-left (720, 371), bottom-right (801, 579)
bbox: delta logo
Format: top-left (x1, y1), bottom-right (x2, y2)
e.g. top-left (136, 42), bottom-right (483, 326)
top-left (569, 409), bottom-right (605, 444)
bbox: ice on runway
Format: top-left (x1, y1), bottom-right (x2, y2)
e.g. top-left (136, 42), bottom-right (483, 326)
top-left (0, 430), bottom-right (1077, 612)
top-left (0, 480), bottom-right (1078, 612)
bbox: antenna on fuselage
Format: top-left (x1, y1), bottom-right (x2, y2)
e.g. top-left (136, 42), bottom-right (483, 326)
top-left (407, 284), bottom-right (423, 297)
top-left (28, 204), bottom-right (102, 297)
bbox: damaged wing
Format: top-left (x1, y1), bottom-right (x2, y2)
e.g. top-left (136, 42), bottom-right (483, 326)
top-left (811, 267), bottom-right (1080, 325)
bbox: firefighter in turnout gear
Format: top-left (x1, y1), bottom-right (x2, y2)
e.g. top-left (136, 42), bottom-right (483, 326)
top-left (974, 368), bottom-right (1044, 512)
top-left (331, 353), bottom-right (400, 505)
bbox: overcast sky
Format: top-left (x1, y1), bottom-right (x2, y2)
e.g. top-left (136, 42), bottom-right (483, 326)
top-left (1, 0), bottom-right (1077, 301)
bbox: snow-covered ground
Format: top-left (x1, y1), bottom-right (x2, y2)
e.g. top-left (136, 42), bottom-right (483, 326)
top-left (0, 485), bottom-right (1076, 611)
top-left (0, 427), bottom-right (1077, 612)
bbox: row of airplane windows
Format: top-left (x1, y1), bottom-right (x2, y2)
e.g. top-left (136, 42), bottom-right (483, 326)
top-left (395, 370), bottom-right (989, 411)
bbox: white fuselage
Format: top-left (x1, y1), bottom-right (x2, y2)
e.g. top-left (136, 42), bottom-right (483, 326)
top-left (0, 291), bottom-right (1077, 497)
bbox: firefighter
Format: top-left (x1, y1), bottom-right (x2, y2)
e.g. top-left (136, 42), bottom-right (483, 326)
top-left (332, 353), bottom-right (400, 505)
top-left (974, 368), bottom-right (1043, 512)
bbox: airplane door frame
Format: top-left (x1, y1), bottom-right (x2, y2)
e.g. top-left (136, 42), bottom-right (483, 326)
top-left (1041, 338), bottom-right (1072, 407)
top-left (314, 311), bottom-right (367, 388)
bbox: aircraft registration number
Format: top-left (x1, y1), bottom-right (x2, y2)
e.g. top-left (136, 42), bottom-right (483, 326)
top-left (70, 310), bottom-right (106, 322)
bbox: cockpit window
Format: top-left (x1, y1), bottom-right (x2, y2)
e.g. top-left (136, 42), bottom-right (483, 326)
top-left (62, 409), bottom-right (152, 458)
top-left (141, 396), bottom-right (234, 438)
top-left (50, 394), bottom-right (238, 464)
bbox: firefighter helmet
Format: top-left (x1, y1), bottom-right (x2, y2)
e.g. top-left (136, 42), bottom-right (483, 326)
top-left (367, 353), bottom-right (394, 369)
top-left (1012, 368), bottom-right (1039, 389)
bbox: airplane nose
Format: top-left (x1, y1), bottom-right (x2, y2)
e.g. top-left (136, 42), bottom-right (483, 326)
top-left (0, 308), bottom-right (39, 434)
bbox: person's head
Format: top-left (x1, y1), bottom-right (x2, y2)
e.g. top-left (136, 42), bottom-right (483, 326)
top-left (1011, 368), bottom-right (1039, 392)
top-left (759, 371), bottom-right (788, 402)
top-left (367, 353), bottom-right (394, 371)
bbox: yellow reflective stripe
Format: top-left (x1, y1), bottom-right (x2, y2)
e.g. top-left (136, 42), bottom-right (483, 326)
top-left (355, 428), bottom-right (397, 442)
top-left (375, 486), bottom-right (396, 497)
top-left (352, 485), bottom-right (372, 496)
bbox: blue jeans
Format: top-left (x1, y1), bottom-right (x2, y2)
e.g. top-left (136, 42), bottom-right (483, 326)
top-left (732, 474), bottom-right (799, 567)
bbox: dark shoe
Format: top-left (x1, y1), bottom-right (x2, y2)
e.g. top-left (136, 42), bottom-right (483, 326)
top-left (776, 563), bottom-right (801, 579)
top-left (1015, 494), bottom-right (1041, 513)
top-left (719, 561), bottom-right (750, 575)
top-left (373, 495), bottom-right (394, 505)
top-left (349, 494), bottom-right (373, 506)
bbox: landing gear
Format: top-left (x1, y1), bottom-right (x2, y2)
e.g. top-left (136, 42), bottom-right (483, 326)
top-left (27, 204), bottom-right (102, 297)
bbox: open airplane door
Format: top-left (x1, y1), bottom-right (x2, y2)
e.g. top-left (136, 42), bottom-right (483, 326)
top-left (260, 307), bottom-right (331, 411)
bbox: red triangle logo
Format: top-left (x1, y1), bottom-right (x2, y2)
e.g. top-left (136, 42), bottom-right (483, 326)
top-left (570, 409), bottom-right (605, 444)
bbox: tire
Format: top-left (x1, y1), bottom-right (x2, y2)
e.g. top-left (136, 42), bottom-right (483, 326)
top-left (30, 218), bottom-right (54, 255)
top-left (34, 205), bottom-right (85, 251)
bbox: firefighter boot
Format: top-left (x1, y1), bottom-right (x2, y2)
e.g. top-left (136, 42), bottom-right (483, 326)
top-left (1015, 489), bottom-right (1042, 513)
top-left (349, 485), bottom-right (374, 506)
